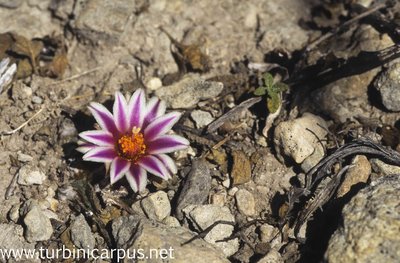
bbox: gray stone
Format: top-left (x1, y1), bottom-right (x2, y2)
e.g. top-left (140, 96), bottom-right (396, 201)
top-left (22, 200), bottom-right (53, 242)
top-left (112, 215), bottom-right (229, 263)
top-left (17, 165), bottom-right (46, 185)
top-left (257, 249), bottom-right (283, 263)
top-left (112, 215), bottom-right (141, 248)
top-left (183, 204), bottom-right (239, 256)
top-left (325, 175), bottom-right (400, 263)
top-left (140, 191), bottom-right (171, 222)
top-left (175, 159), bottom-right (212, 220)
top-left (274, 113), bottom-right (328, 164)
top-left (374, 62), bottom-right (400, 111)
top-left (191, 110), bottom-right (214, 129)
top-left (235, 189), bottom-right (256, 216)
top-left (31, 96), bottom-right (43, 104)
top-left (70, 214), bottom-right (96, 250)
top-left (155, 75), bottom-right (224, 109)
top-left (72, 0), bottom-right (136, 44)
top-left (0, 223), bottom-right (36, 261)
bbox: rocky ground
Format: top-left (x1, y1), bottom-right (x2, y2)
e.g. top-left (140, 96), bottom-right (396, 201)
top-left (0, 0), bottom-right (400, 262)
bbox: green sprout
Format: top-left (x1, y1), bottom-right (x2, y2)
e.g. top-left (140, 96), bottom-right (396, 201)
top-left (254, 72), bottom-right (288, 113)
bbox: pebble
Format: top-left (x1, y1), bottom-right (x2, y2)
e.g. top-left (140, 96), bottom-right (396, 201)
top-left (0, 224), bottom-right (35, 259)
top-left (8, 204), bottom-right (20, 223)
top-left (17, 152), bottom-right (33, 163)
top-left (337, 155), bottom-right (371, 197)
top-left (17, 165), bottom-right (46, 185)
top-left (155, 74), bottom-right (224, 109)
top-left (370, 158), bottom-right (400, 178)
top-left (140, 191), bottom-right (171, 221)
top-left (22, 200), bottom-right (53, 242)
top-left (70, 214), bottom-right (96, 250)
top-left (235, 189), bottom-right (256, 216)
top-left (274, 112), bottom-right (328, 164)
top-left (183, 204), bottom-right (239, 256)
top-left (374, 62), bottom-right (400, 111)
top-left (257, 249), bottom-right (283, 263)
top-left (175, 159), bottom-right (212, 220)
top-left (112, 215), bottom-right (229, 263)
top-left (325, 175), bottom-right (400, 262)
top-left (146, 77), bottom-right (162, 90)
top-left (31, 96), bottom-right (43, 104)
top-left (190, 110), bottom-right (214, 129)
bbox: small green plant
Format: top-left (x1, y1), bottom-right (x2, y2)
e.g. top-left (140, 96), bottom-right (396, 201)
top-left (254, 72), bottom-right (288, 113)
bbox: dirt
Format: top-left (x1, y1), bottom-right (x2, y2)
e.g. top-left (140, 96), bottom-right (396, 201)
top-left (1, 0), bottom-right (400, 263)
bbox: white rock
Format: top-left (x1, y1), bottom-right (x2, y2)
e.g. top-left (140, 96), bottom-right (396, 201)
top-left (70, 214), bottom-right (96, 250)
top-left (191, 110), bottom-right (214, 129)
top-left (146, 77), bottom-right (162, 90)
top-left (141, 191), bottom-right (171, 221)
top-left (17, 152), bottom-right (33, 163)
top-left (183, 204), bottom-right (239, 256)
top-left (23, 200), bottom-right (53, 242)
top-left (17, 165), bottom-right (46, 185)
top-left (274, 113), bottom-right (328, 164)
top-left (235, 189), bottom-right (256, 216)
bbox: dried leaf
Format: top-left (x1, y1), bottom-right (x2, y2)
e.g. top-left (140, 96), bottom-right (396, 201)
top-left (9, 33), bottom-right (43, 74)
top-left (40, 52), bottom-right (68, 78)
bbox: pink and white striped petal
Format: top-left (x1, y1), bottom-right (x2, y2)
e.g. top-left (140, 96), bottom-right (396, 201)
top-left (126, 164), bottom-right (148, 192)
top-left (144, 97), bottom-right (166, 126)
top-left (143, 112), bottom-right (181, 141)
top-left (156, 154), bottom-right (177, 175)
top-left (88, 102), bottom-right (117, 133)
top-left (83, 146), bottom-right (116, 162)
top-left (128, 89), bottom-right (146, 129)
top-left (76, 140), bottom-right (97, 153)
top-left (146, 134), bottom-right (189, 154)
top-left (110, 157), bottom-right (130, 184)
top-left (113, 92), bottom-right (130, 133)
top-left (137, 155), bottom-right (170, 179)
top-left (79, 130), bottom-right (114, 146)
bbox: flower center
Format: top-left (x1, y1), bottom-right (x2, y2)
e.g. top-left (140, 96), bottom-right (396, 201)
top-left (116, 127), bottom-right (146, 162)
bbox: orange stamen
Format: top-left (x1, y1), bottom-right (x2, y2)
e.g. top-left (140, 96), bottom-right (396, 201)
top-left (117, 128), bottom-right (146, 162)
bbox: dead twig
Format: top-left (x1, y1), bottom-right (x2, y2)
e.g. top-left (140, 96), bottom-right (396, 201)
top-left (0, 107), bottom-right (44, 136)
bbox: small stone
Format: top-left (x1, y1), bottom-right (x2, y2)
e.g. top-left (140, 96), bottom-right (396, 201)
top-left (22, 200), bottom-right (53, 242)
top-left (231, 150), bottom-right (252, 185)
top-left (0, 0), bottom-right (24, 9)
top-left (374, 62), bottom-right (400, 111)
top-left (59, 118), bottom-right (77, 139)
top-left (210, 191), bottom-right (226, 206)
top-left (274, 112), bottom-right (328, 164)
top-left (8, 204), bottom-right (20, 223)
top-left (228, 187), bottom-right (238, 196)
top-left (155, 74), bottom-right (224, 109)
top-left (0, 224), bottom-right (35, 260)
top-left (175, 159), bottom-right (212, 220)
top-left (183, 204), bottom-right (239, 256)
top-left (17, 165), bottom-right (46, 185)
top-left (112, 215), bottom-right (229, 263)
top-left (31, 96), bottom-right (43, 104)
top-left (17, 152), bottom-right (33, 163)
top-left (162, 216), bottom-right (181, 227)
top-left (257, 249), bottom-right (283, 263)
top-left (141, 191), bottom-right (171, 221)
top-left (70, 214), bottom-right (96, 250)
top-left (370, 159), bottom-right (400, 177)
top-left (146, 77), bottom-right (162, 90)
top-left (325, 175), bottom-right (400, 262)
top-left (235, 189), bottom-right (256, 216)
top-left (191, 110), bottom-right (214, 129)
top-left (222, 178), bottom-right (230, 188)
top-left (337, 155), bottom-right (371, 197)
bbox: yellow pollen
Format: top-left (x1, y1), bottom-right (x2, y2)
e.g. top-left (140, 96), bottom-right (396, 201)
top-left (117, 128), bottom-right (146, 162)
